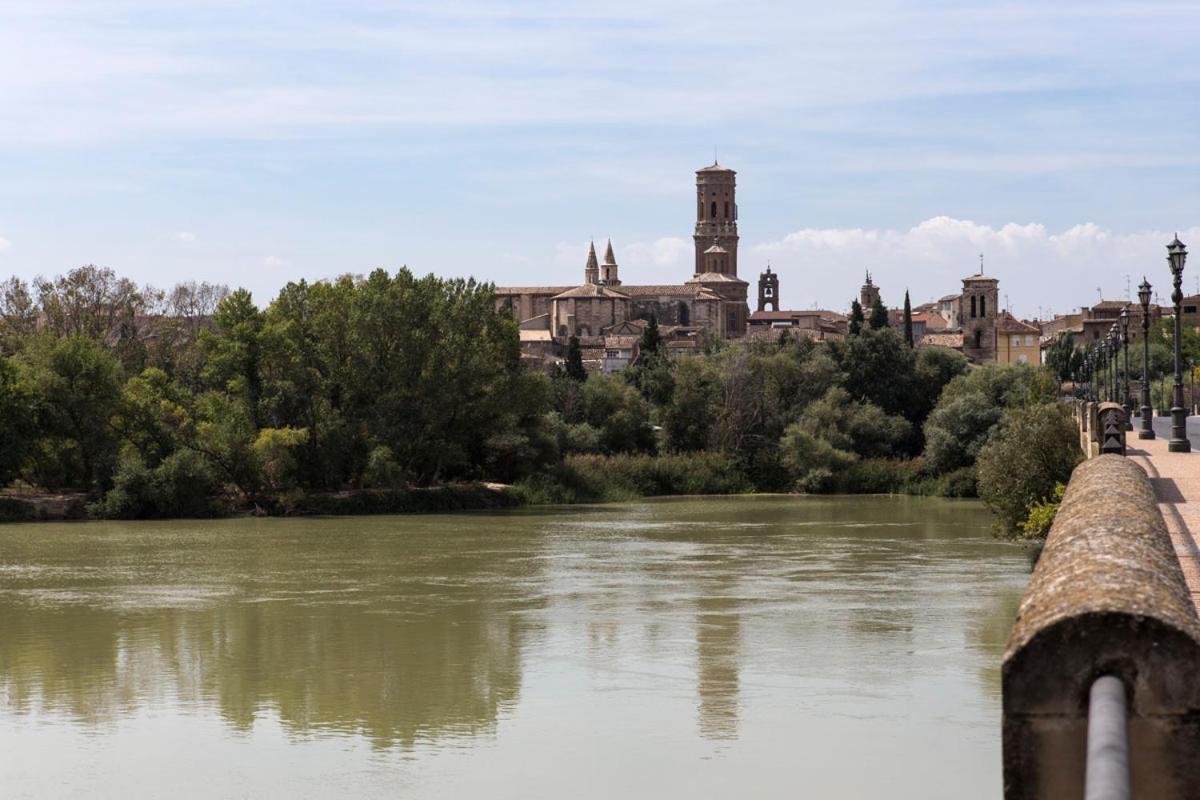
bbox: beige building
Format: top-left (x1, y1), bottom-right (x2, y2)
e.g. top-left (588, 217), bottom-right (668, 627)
top-left (996, 312), bottom-right (1041, 365)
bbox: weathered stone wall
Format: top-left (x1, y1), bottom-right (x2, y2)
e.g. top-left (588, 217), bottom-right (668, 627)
top-left (1003, 455), bottom-right (1200, 799)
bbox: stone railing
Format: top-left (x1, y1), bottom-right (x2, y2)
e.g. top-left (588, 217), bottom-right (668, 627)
top-left (1003, 455), bottom-right (1200, 799)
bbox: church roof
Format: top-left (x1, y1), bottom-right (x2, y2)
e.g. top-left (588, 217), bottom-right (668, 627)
top-left (688, 272), bottom-right (747, 285)
top-left (552, 283), bottom-right (630, 300)
top-left (963, 274), bottom-right (999, 283)
top-left (585, 241), bottom-right (599, 271)
top-left (619, 284), bottom-right (721, 299)
top-left (697, 162), bottom-right (736, 174)
top-left (495, 286), bottom-right (573, 295)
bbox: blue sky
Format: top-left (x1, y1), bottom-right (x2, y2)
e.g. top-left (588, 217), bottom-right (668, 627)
top-left (0, 0), bottom-right (1198, 317)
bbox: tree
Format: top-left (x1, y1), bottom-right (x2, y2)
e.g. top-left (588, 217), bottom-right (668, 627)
top-left (849, 300), bottom-right (864, 335)
top-left (17, 335), bottom-right (123, 491)
top-left (902, 290), bottom-right (913, 347)
top-left (565, 335), bottom-right (587, 381)
top-left (922, 391), bottom-right (1003, 473)
top-left (639, 315), bottom-right (663, 358)
top-left (976, 402), bottom-right (1081, 536)
top-left (0, 357), bottom-right (32, 486)
top-left (869, 295), bottom-right (889, 330)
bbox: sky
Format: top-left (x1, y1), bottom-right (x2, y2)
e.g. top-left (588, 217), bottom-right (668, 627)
top-left (0, 0), bottom-right (1198, 319)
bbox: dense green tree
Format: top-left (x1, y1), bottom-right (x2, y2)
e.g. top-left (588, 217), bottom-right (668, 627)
top-left (922, 392), bottom-right (1004, 474)
top-left (976, 402), bottom-right (1081, 535)
top-left (17, 335), bottom-right (123, 491)
top-left (848, 300), bottom-right (864, 336)
top-left (0, 357), bottom-right (32, 486)
top-left (565, 335), bottom-right (587, 382)
top-left (869, 296), bottom-right (889, 329)
top-left (902, 290), bottom-right (913, 347)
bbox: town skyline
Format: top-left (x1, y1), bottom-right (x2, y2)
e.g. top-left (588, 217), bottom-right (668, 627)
top-left (0, 1), bottom-right (1197, 318)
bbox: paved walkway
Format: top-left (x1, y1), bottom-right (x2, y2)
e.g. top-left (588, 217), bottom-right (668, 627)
top-left (1126, 433), bottom-right (1200, 610)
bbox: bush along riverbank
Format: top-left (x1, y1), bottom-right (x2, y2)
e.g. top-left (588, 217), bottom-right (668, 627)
top-left (0, 265), bottom-right (1078, 535)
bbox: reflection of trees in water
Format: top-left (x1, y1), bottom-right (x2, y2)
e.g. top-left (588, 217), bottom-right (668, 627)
top-left (0, 529), bottom-right (545, 749)
top-left (970, 584), bottom-right (1026, 695)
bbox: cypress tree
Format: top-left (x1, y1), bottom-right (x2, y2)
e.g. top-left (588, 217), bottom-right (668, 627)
top-left (639, 315), bottom-right (663, 359)
top-left (869, 295), bottom-right (889, 329)
top-left (849, 300), bottom-right (864, 335)
top-left (902, 290), bottom-right (914, 347)
top-left (565, 335), bottom-right (587, 381)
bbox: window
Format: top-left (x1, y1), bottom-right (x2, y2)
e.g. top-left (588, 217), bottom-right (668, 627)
top-left (1025, 335), bottom-right (1034, 347)
top-left (699, 201), bottom-right (704, 219)
top-left (724, 201), bottom-right (729, 218)
top-left (678, 302), bottom-right (690, 326)
top-left (711, 201), bottom-right (717, 217)
top-left (605, 349), bottom-right (620, 359)
top-left (974, 330), bottom-right (982, 348)
top-left (970, 296), bottom-right (977, 318)
top-left (1012, 336), bottom-right (1021, 348)
top-left (1187, 306), bottom-right (1197, 314)
top-left (980, 296), bottom-right (987, 316)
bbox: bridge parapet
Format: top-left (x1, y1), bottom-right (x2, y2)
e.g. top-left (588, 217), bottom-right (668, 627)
top-left (1003, 455), bottom-right (1200, 799)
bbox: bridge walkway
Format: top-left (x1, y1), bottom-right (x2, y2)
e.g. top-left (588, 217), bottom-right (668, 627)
top-left (1127, 436), bottom-right (1200, 611)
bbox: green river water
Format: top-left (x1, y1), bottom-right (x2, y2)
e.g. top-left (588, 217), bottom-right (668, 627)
top-left (0, 494), bottom-right (1029, 799)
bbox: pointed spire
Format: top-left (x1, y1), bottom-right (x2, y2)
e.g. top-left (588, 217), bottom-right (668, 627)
top-left (584, 241), bottom-right (599, 285)
top-left (603, 239), bottom-right (616, 265)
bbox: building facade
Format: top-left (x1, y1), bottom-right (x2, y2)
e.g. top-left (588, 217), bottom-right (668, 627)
top-left (496, 163), bottom-right (750, 370)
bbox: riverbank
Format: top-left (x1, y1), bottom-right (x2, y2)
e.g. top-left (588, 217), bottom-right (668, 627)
top-left (0, 451), bottom-right (979, 524)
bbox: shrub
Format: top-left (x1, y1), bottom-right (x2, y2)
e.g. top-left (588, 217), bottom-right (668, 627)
top-left (94, 450), bottom-right (224, 519)
top-left (1019, 482), bottom-right (1066, 540)
top-left (363, 445), bottom-right (407, 489)
top-left (976, 403), bottom-right (1081, 536)
top-left (511, 452), bottom-right (752, 504)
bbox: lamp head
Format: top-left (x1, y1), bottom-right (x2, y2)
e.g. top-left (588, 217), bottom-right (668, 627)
top-left (1139, 278), bottom-right (1152, 308)
top-left (1168, 235), bottom-right (1188, 278)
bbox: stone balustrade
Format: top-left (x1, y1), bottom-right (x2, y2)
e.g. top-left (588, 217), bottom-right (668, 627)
top-left (1002, 455), bottom-right (1200, 799)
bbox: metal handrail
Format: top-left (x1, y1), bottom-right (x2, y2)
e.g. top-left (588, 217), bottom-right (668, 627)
top-left (1085, 675), bottom-right (1130, 800)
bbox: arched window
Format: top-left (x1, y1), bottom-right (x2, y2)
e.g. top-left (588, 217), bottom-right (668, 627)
top-left (970, 296), bottom-right (977, 318)
top-left (724, 201), bottom-right (729, 218)
top-left (711, 201), bottom-right (717, 218)
top-left (679, 302), bottom-right (690, 326)
top-left (975, 330), bottom-right (982, 348)
top-left (980, 296), bottom-right (987, 316)
top-left (699, 201), bottom-right (704, 219)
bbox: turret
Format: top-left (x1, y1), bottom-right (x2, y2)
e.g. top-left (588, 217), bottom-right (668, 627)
top-left (584, 241), bottom-right (599, 285)
top-left (601, 240), bottom-right (621, 286)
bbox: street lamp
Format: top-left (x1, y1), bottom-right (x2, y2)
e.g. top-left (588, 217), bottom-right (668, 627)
top-left (1139, 278), bottom-right (1154, 439)
top-left (1121, 307), bottom-right (1132, 429)
top-left (1168, 235), bottom-right (1191, 452)
top-left (1110, 326), bottom-right (1119, 403)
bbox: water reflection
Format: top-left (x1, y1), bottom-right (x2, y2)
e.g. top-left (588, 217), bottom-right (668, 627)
top-left (0, 497), bottom-right (1031, 799)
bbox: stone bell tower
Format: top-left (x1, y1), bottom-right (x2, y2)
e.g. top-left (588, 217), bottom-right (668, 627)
top-left (694, 162), bottom-right (738, 276)
top-left (758, 266), bottom-right (779, 312)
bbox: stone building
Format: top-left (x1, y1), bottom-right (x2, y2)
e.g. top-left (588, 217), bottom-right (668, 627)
top-left (859, 273), bottom-right (881, 311)
top-left (960, 273), bottom-right (1000, 362)
top-left (746, 266), bottom-right (846, 341)
top-left (496, 162), bottom-right (750, 370)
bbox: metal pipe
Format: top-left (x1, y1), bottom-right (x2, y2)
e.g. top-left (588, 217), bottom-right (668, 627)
top-left (1085, 675), bottom-right (1130, 800)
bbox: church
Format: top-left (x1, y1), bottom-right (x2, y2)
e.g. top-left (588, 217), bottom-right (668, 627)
top-left (495, 162), bottom-right (751, 371)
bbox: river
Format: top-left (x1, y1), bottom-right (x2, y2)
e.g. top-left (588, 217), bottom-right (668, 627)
top-left (0, 495), bottom-right (1028, 799)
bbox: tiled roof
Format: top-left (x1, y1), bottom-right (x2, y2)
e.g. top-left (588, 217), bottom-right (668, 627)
top-left (749, 310), bottom-right (824, 321)
top-left (938, 293), bottom-right (961, 303)
top-left (688, 272), bottom-right (748, 285)
top-left (552, 284), bottom-right (630, 299)
top-left (495, 286), bottom-right (573, 295)
top-left (997, 311), bottom-right (1040, 334)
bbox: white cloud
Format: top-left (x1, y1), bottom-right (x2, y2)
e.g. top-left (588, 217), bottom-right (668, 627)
top-left (754, 218), bottom-right (1200, 318)
top-left (0, 235), bottom-right (9, 252)
top-left (264, 255), bottom-right (289, 269)
top-left (175, 231), bottom-right (196, 243)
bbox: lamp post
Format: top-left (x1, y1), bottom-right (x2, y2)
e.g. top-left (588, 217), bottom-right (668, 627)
top-left (1139, 278), bottom-right (1154, 439)
top-left (1112, 325), bottom-right (1121, 403)
top-left (1121, 308), bottom-right (1132, 428)
top-left (1168, 235), bottom-right (1191, 452)
top-left (1110, 327), bottom-right (1119, 402)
